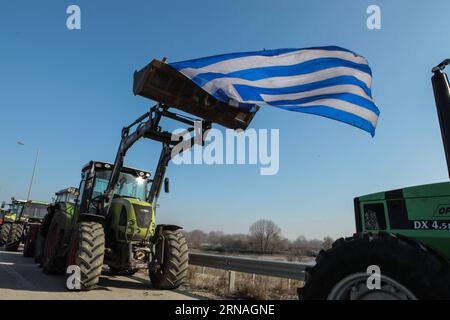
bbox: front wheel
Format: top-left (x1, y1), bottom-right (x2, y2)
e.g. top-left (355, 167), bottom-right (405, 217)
top-left (149, 229), bottom-right (189, 289)
top-left (0, 223), bottom-right (11, 246)
top-left (5, 223), bottom-right (24, 252)
top-left (66, 222), bottom-right (105, 291)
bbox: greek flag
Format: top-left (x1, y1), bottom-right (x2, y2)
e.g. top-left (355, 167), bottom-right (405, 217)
top-left (170, 46), bottom-right (379, 136)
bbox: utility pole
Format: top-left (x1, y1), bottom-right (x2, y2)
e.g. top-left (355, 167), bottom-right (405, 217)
top-left (26, 148), bottom-right (39, 201)
top-left (17, 141), bottom-right (39, 201)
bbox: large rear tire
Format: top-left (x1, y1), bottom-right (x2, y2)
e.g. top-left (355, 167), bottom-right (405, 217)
top-left (149, 229), bottom-right (189, 289)
top-left (23, 224), bottom-right (39, 257)
top-left (42, 219), bottom-right (65, 274)
top-left (66, 222), bottom-right (105, 291)
top-left (0, 223), bottom-right (11, 246)
top-left (35, 212), bottom-right (53, 264)
top-left (299, 232), bottom-right (450, 300)
top-left (34, 230), bottom-right (45, 264)
top-left (5, 223), bottom-right (24, 252)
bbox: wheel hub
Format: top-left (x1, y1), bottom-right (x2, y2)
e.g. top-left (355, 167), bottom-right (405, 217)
top-left (327, 273), bottom-right (417, 300)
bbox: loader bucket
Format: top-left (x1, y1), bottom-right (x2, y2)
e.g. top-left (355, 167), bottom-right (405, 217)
top-left (133, 59), bottom-right (259, 130)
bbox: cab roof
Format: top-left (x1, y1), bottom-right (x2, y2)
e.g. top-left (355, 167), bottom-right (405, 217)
top-left (55, 187), bottom-right (79, 196)
top-left (10, 199), bottom-right (49, 206)
top-left (82, 161), bottom-right (150, 176)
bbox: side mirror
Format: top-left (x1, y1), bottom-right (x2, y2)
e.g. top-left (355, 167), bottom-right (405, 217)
top-left (164, 177), bottom-right (170, 193)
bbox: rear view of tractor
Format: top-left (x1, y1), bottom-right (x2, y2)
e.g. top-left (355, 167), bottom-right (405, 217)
top-left (300, 60), bottom-right (450, 300)
top-left (3, 199), bottom-right (49, 252)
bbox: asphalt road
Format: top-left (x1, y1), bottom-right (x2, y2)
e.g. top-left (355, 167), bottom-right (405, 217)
top-left (0, 248), bottom-right (200, 300)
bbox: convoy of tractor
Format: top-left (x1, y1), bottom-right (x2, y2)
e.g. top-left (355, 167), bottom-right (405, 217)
top-left (2, 58), bottom-right (450, 300)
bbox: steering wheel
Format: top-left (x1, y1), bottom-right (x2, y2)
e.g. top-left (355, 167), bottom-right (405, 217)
top-left (89, 194), bottom-right (105, 214)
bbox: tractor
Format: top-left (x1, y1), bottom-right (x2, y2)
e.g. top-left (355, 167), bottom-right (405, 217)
top-left (3, 199), bottom-right (49, 252)
top-left (41, 58), bottom-right (258, 290)
top-left (299, 60), bottom-right (450, 300)
top-left (0, 198), bottom-right (26, 247)
top-left (0, 202), bottom-right (7, 245)
top-left (33, 187), bottom-right (79, 263)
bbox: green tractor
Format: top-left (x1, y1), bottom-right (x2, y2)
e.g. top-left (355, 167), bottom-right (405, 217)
top-left (41, 58), bottom-right (257, 291)
top-left (0, 199), bottom-right (26, 247)
top-left (3, 199), bottom-right (49, 252)
top-left (299, 60), bottom-right (450, 300)
top-left (33, 187), bottom-right (79, 263)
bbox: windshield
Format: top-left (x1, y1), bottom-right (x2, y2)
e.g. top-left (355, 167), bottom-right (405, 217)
top-left (21, 204), bottom-right (48, 219)
top-left (92, 170), bottom-right (147, 201)
top-left (56, 193), bottom-right (78, 204)
top-left (9, 203), bottom-right (24, 215)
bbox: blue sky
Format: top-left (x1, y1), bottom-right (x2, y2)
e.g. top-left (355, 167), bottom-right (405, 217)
top-left (1, 0), bottom-right (450, 240)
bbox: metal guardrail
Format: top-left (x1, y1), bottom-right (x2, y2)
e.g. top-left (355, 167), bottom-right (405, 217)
top-left (189, 252), bottom-right (313, 281)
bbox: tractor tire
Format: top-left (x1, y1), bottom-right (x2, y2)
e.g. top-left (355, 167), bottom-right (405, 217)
top-left (42, 219), bottom-right (65, 274)
top-left (23, 229), bottom-right (34, 257)
top-left (0, 223), bottom-right (11, 246)
top-left (149, 229), bottom-right (189, 289)
top-left (34, 231), bottom-right (45, 264)
top-left (299, 232), bottom-right (450, 300)
top-left (35, 212), bottom-right (54, 264)
top-left (23, 224), bottom-right (39, 257)
top-left (66, 222), bottom-right (105, 290)
top-left (5, 223), bottom-right (24, 252)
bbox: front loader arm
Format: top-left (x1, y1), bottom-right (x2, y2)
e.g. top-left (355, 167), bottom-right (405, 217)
top-left (103, 104), bottom-right (210, 213)
top-left (432, 60), bottom-right (450, 178)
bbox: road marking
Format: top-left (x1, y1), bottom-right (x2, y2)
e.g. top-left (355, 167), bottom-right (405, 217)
top-left (0, 262), bottom-right (14, 266)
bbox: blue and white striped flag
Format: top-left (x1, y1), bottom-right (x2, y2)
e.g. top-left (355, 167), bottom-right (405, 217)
top-left (170, 46), bottom-right (379, 136)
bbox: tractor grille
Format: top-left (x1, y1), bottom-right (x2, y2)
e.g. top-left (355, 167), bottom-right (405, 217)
top-left (363, 203), bottom-right (387, 230)
top-left (133, 204), bottom-right (152, 228)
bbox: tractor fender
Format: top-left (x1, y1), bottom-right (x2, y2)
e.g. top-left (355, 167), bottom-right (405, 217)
top-left (78, 213), bottom-right (106, 224)
top-left (155, 224), bottom-right (182, 233)
top-left (152, 224), bottom-right (183, 243)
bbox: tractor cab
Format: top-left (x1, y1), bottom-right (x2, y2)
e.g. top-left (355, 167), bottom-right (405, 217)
top-left (77, 161), bottom-right (151, 215)
top-left (55, 187), bottom-right (79, 204)
top-left (4, 199), bottom-right (26, 223)
top-left (76, 161), bottom-right (155, 244)
top-left (18, 201), bottom-right (50, 223)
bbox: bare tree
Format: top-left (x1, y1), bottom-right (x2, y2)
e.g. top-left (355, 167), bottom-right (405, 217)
top-left (249, 219), bottom-right (282, 254)
top-left (184, 229), bottom-right (208, 248)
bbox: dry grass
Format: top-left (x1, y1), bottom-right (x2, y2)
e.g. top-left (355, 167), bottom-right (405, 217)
top-left (185, 265), bottom-right (303, 300)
